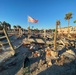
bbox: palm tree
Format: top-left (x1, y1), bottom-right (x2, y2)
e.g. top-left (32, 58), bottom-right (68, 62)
top-left (1, 21), bottom-right (11, 30)
top-left (54, 20), bottom-right (60, 50)
top-left (0, 25), bottom-right (3, 30)
top-left (7, 23), bottom-right (11, 30)
top-left (56, 20), bottom-right (60, 25)
top-left (74, 20), bottom-right (76, 23)
top-left (13, 25), bottom-right (17, 31)
top-left (0, 21), bottom-right (3, 30)
top-left (64, 12), bottom-right (72, 36)
top-left (28, 26), bottom-right (31, 39)
top-left (17, 25), bottom-right (21, 29)
top-left (2, 21), bottom-right (7, 29)
top-left (0, 21), bottom-right (2, 25)
top-left (16, 25), bottom-right (21, 31)
top-left (56, 20), bottom-right (60, 34)
top-left (0, 21), bottom-right (11, 30)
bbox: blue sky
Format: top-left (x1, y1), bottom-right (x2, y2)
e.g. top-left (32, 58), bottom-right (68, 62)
top-left (0, 0), bottom-right (76, 29)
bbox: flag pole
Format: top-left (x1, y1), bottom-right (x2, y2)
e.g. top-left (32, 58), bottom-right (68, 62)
top-left (27, 16), bottom-right (38, 40)
top-left (27, 16), bottom-right (29, 28)
top-left (27, 16), bottom-right (30, 40)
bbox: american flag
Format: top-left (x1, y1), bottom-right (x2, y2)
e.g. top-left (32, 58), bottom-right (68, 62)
top-left (28, 16), bottom-right (38, 23)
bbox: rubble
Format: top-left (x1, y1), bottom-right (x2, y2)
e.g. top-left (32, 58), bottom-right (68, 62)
top-left (0, 28), bottom-right (76, 75)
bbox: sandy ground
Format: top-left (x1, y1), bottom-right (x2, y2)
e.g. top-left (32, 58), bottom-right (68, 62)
top-left (0, 35), bottom-right (76, 75)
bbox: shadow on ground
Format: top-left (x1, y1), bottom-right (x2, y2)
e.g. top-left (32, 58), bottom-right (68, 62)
top-left (37, 60), bottom-right (76, 75)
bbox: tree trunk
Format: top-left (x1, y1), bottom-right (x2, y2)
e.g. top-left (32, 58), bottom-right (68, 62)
top-left (68, 19), bottom-right (70, 37)
top-left (54, 24), bottom-right (58, 50)
top-left (28, 26), bottom-right (30, 40)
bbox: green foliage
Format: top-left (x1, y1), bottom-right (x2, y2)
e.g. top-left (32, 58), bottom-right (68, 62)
top-left (64, 12), bottom-right (72, 20)
top-left (0, 21), bottom-right (11, 29)
top-left (13, 25), bottom-right (17, 28)
top-left (34, 28), bottom-right (38, 30)
top-left (0, 25), bottom-right (3, 30)
top-left (64, 12), bottom-right (73, 35)
top-left (74, 20), bottom-right (76, 23)
top-left (52, 29), bottom-right (55, 32)
top-left (56, 20), bottom-right (60, 25)
top-left (17, 25), bottom-right (21, 28)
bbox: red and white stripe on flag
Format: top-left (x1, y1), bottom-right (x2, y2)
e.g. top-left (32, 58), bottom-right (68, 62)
top-left (28, 16), bottom-right (38, 23)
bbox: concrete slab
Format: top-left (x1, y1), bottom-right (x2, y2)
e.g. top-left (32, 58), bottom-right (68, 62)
top-left (62, 50), bottom-right (76, 60)
top-left (35, 39), bottom-right (45, 43)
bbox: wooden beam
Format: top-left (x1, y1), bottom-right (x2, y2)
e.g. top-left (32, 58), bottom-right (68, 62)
top-left (3, 28), bottom-right (15, 55)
